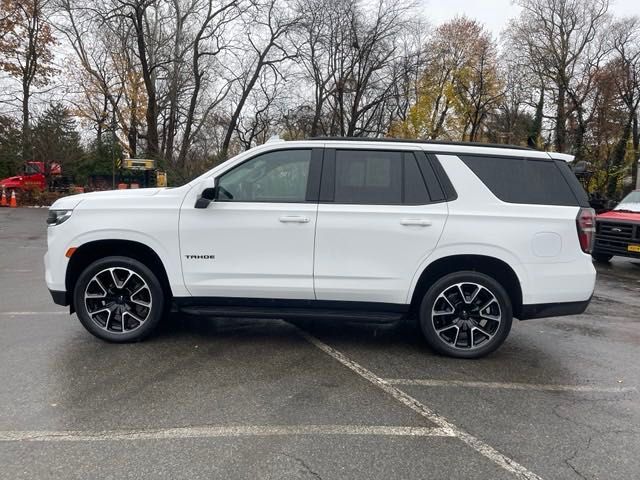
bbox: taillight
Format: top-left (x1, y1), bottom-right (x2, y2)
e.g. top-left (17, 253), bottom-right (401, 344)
top-left (576, 208), bottom-right (596, 253)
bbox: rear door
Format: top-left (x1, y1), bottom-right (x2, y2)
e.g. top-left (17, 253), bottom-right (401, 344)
top-left (313, 147), bottom-right (448, 304)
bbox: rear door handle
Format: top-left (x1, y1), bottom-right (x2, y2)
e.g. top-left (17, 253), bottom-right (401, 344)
top-left (279, 215), bottom-right (310, 223)
top-left (400, 218), bottom-right (432, 227)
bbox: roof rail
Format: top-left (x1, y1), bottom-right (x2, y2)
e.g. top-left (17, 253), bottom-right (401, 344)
top-left (307, 136), bottom-right (534, 151)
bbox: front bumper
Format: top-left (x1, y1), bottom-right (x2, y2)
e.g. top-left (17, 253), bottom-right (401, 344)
top-left (518, 296), bottom-right (592, 320)
top-left (593, 220), bottom-right (640, 258)
top-left (49, 289), bottom-right (69, 307)
top-left (593, 244), bottom-right (640, 260)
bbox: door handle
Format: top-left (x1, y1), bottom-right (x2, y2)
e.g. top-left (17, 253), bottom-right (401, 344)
top-left (400, 218), bottom-right (432, 227)
top-left (279, 215), bottom-right (310, 223)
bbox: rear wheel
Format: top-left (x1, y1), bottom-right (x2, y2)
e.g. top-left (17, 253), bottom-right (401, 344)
top-left (591, 253), bottom-right (612, 263)
top-left (73, 256), bottom-right (165, 342)
top-left (419, 271), bottom-right (513, 359)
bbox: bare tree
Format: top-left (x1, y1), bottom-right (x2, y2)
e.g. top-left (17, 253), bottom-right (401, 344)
top-left (507, 0), bottom-right (610, 152)
top-left (0, 0), bottom-right (56, 160)
top-left (455, 28), bottom-right (502, 141)
top-left (172, 0), bottom-right (241, 167)
top-left (219, 0), bottom-right (300, 157)
top-left (606, 17), bottom-right (640, 195)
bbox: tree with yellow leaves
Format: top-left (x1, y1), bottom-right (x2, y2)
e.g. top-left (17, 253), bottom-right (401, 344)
top-left (390, 17), bottom-right (502, 142)
top-left (0, 0), bottom-right (56, 160)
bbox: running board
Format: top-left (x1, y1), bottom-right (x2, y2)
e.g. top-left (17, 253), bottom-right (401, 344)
top-left (178, 305), bottom-right (404, 324)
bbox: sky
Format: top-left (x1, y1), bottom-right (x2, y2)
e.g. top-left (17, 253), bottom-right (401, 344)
top-left (421, 0), bottom-right (640, 37)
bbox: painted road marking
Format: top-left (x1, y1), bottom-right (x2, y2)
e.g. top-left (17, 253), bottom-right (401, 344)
top-left (385, 379), bottom-right (636, 393)
top-left (1, 312), bottom-right (68, 316)
top-left (0, 425), bottom-right (452, 442)
top-left (297, 328), bottom-right (544, 480)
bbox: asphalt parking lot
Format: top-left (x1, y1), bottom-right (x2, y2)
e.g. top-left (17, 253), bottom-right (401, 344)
top-left (1, 208), bottom-right (639, 480)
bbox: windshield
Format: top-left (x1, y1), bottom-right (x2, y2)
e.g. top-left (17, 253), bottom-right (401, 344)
top-left (615, 191), bottom-right (640, 213)
top-left (24, 163), bottom-right (41, 174)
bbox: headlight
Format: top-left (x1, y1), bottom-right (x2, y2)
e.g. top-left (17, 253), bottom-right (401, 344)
top-left (47, 209), bottom-right (73, 226)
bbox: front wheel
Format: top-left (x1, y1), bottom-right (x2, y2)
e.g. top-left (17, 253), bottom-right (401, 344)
top-left (419, 271), bottom-right (513, 359)
top-left (73, 256), bottom-right (165, 342)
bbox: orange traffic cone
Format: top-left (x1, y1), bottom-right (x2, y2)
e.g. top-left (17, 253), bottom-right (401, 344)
top-left (0, 189), bottom-right (6, 207)
top-left (9, 190), bottom-right (17, 208)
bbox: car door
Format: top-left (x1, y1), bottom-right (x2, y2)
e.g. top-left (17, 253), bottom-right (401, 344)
top-left (314, 148), bottom-right (448, 304)
top-left (180, 148), bottom-right (321, 299)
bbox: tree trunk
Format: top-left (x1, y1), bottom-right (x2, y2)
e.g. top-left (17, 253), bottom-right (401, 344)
top-left (573, 113), bottom-right (587, 163)
top-left (607, 117), bottom-right (633, 198)
top-left (310, 92), bottom-right (324, 137)
top-left (633, 113), bottom-right (639, 190)
top-left (134, 5), bottom-right (159, 160)
top-left (220, 42), bottom-right (273, 159)
top-left (165, 6), bottom-right (183, 164)
top-left (128, 93), bottom-right (138, 157)
top-left (555, 85), bottom-right (566, 152)
top-left (177, 69), bottom-right (202, 167)
top-left (21, 82), bottom-right (30, 161)
top-left (528, 87), bottom-right (544, 148)
top-left (432, 102), bottom-right (449, 139)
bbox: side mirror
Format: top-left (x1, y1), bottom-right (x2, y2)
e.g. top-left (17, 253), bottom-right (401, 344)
top-left (194, 186), bottom-right (217, 209)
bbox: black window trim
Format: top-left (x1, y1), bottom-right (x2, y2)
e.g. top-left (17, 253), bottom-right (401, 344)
top-left (319, 147), bottom-right (446, 206)
top-left (214, 147), bottom-right (322, 204)
top-left (417, 151), bottom-right (456, 203)
top-left (554, 159), bottom-right (590, 207)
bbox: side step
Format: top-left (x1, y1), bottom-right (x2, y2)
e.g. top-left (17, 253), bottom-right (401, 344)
top-left (178, 305), bottom-right (404, 325)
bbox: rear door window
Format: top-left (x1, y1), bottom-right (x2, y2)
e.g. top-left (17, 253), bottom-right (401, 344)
top-left (334, 150), bottom-right (403, 204)
top-left (329, 149), bottom-right (441, 205)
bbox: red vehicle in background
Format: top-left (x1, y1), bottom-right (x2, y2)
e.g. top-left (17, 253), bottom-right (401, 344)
top-left (0, 161), bottom-right (71, 193)
top-left (592, 190), bottom-right (640, 262)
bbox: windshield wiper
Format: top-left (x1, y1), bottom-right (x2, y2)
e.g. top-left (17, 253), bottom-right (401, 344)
top-left (614, 209), bottom-right (640, 214)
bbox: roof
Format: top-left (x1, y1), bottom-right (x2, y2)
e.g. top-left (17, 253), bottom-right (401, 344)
top-left (307, 136), bottom-right (534, 152)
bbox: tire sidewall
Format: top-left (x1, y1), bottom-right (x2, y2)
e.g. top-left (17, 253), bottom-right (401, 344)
top-left (73, 256), bottom-right (165, 342)
top-left (419, 271), bottom-right (513, 359)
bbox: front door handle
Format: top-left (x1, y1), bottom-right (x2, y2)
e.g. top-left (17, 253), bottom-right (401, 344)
top-left (400, 218), bottom-right (432, 227)
top-left (279, 215), bottom-right (310, 223)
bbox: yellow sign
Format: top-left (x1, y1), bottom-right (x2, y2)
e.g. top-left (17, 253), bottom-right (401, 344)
top-left (627, 244), bottom-right (640, 253)
top-left (123, 158), bottom-right (155, 170)
top-left (156, 171), bottom-right (167, 187)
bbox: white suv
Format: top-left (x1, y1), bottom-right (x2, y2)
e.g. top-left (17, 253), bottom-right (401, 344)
top-left (45, 138), bottom-right (596, 358)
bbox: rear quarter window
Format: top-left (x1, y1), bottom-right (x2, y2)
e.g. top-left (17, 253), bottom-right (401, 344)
top-left (459, 155), bottom-right (580, 206)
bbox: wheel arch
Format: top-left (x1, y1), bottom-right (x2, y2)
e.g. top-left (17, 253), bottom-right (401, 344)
top-left (408, 254), bottom-right (523, 318)
top-left (66, 239), bottom-right (173, 311)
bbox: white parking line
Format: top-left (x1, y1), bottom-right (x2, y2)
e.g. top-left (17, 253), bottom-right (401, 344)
top-left (385, 379), bottom-right (636, 393)
top-left (0, 425), bottom-right (452, 442)
top-left (296, 328), bottom-right (544, 480)
top-left (0, 312), bottom-right (68, 316)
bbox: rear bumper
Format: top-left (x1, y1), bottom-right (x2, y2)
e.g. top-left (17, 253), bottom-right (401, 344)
top-left (49, 289), bottom-right (69, 307)
top-left (518, 297), bottom-right (591, 320)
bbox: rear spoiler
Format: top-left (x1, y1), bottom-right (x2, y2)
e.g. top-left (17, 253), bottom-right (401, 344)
top-left (547, 152), bottom-right (574, 162)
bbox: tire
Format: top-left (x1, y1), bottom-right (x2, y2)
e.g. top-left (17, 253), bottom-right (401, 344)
top-left (73, 256), bottom-right (165, 342)
top-left (591, 253), bottom-right (612, 263)
top-left (419, 271), bottom-right (513, 359)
